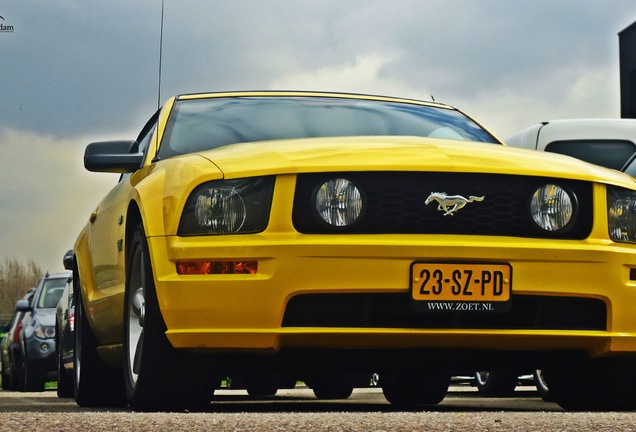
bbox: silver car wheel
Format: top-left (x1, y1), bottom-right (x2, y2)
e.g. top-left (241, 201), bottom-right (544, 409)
top-left (127, 247), bottom-right (146, 387)
top-left (74, 302), bottom-right (82, 390)
top-left (475, 371), bottom-right (490, 386)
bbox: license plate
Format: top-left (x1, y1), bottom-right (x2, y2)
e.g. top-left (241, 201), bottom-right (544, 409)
top-left (410, 262), bottom-right (512, 312)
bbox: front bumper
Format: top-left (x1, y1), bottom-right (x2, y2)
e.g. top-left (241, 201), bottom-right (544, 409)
top-left (149, 233), bottom-right (636, 358)
top-left (24, 337), bottom-right (56, 377)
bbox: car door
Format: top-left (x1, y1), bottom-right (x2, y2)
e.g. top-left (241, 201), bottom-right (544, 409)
top-left (86, 116), bottom-right (157, 342)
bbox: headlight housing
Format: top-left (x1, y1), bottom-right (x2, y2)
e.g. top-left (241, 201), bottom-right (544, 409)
top-left (314, 178), bottom-right (364, 227)
top-left (179, 177), bottom-right (274, 235)
top-left (608, 186), bottom-right (636, 243)
top-left (34, 324), bottom-right (55, 339)
top-left (529, 184), bottom-right (576, 234)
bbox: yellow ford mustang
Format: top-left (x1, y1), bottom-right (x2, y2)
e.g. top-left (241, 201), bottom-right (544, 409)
top-left (72, 91), bottom-right (636, 411)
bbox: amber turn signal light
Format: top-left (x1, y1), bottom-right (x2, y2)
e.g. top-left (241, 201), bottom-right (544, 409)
top-left (176, 260), bottom-right (258, 275)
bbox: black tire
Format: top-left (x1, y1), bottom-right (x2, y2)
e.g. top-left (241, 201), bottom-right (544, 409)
top-left (312, 382), bottom-right (354, 400)
top-left (1, 359), bottom-right (9, 390)
top-left (545, 357), bottom-right (636, 411)
top-left (124, 223), bottom-right (217, 412)
top-left (382, 369), bottom-right (450, 407)
top-left (306, 372), bottom-right (355, 400)
top-left (9, 354), bottom-right (21, 391)
top-left (279, 375), bottom-right (297, 390)
top-left (56, 325), bottom-right (74, 398)
top-left (74, 284), bottom-right (127, 407)
top-left (245, 374), bottom-right (279, 397)
top-left (226, 376), bottom-right (246, 389)
top-left (21, 358), bottom-right (45, 392)
top-left (532, 369), bottom-right (552, 402)
top-left (475, 370), bottom-right (518, 397)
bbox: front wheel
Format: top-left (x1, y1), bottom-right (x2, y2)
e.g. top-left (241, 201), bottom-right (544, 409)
top-left (124, 223), bottom-right (217, 412)
top-left (545, 357), bottom-right (636, 411)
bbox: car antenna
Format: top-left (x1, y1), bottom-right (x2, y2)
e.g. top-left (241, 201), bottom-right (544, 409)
top-left (154, 0), bottom-right (165, 161)
top-left (157, 0), bottom-right (165, 111)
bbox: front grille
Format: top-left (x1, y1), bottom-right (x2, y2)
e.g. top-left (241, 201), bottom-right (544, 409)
top-left (292, 172), bottom-right (593, 239)
top-left (282, 293), bottom-right (607, 331)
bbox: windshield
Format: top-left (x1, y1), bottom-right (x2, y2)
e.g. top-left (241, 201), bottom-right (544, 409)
top-left (545, 140), bottom-right (636, 171)
top-left (37, 278), bottom-right (66, 309)
top-left (158, 96), bottom-right (499, 159)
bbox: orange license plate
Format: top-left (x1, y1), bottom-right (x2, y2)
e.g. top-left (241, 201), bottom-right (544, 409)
top-left (411, 262), bottom-right (512, 312)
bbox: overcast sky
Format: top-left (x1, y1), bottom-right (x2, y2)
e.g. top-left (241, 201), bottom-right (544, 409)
top-left (1, 0), bottom-right (636, 273)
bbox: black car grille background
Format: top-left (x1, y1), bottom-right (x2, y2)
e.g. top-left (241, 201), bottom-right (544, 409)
top-left (292, 172), bottom-right (594, 239)
top-left (282, 293), bottom-right (607, 331)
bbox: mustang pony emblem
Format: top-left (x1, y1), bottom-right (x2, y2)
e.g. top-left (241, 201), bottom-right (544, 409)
top-left (425, 192), bottom-right (485, 216)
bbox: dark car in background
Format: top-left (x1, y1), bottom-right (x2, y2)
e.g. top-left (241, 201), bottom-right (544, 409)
top-left (1, 289), bottom-right (35, 390)
top-left (17, 271), bottom-right (69, 391)
top-left (55, 251), bottom-right (75, 398)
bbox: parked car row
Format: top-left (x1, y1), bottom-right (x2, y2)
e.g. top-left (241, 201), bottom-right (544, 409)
top-left (0, 270), bottom-right (69, 392)
top-left (1, 288), bottom-right (35, 390)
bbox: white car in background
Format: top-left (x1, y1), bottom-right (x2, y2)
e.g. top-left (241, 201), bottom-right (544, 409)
top-left (505, 118), bottom-right (636, 170)
top-left (474, 118), bottom-right (636, 400)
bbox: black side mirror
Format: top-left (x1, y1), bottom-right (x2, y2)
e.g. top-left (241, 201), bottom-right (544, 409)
top-left (15, 299), bottom-right (31, 312)
top-left (84, 140), bottom-right (144, 173)
top-left (63, 249), bottom-right (73, 271)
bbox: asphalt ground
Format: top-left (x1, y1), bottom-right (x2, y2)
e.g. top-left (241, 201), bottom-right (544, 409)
top-left (2, 385), bottom-right (636, 431)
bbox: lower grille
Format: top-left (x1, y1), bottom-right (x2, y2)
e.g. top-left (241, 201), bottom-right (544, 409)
top-left (282, 293), bottom-right (607, 331)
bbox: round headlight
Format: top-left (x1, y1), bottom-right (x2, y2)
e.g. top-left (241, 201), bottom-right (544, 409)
top-left (194, 187), bottom-right (246, 233)
top-left (315, 178), bottom-right (363, 227)
top-left (530, 184), bottom-right (574, 232)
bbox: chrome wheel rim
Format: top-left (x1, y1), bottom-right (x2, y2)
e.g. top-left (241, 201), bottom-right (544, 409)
top-left (127, 246), bottom-right (146, 387)
top-left (74, 302), bottom-right (82, 389)
top-left (475, 371), bottom-right (490, 386)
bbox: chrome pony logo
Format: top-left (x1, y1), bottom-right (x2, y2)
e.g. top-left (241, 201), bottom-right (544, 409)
top-left (425, 192), bottom-right (484, 216)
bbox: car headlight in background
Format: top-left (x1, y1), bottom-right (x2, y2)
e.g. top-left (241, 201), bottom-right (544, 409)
top-left (608, 186), bottom-right (636, 243)
top-left (529, 184), bottom-right (575, 233)
top-left (34, 324), bottom-right (55, 339)
top-left (314, 178), bottom-right (364, 227)
top-left (179, 177), bottom-right (274, 235)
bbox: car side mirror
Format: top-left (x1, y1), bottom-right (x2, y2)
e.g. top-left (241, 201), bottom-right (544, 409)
top-left (63, 249), bottom-right (73, 271)
top-left (84, 140), bottom-right (144, 173)
top-left (15, 299), bottom-right (31, 312)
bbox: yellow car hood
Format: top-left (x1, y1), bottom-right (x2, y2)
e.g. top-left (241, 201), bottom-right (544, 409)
top-left (190, 135), bottom-right (636, 187)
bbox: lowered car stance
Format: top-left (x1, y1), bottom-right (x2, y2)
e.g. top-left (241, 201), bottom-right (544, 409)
top-left (72, 91), bottom-right (636, 411)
